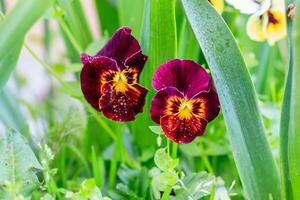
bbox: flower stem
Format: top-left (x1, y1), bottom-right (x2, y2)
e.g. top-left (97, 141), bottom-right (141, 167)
top-left (171, 142), bottom-right (178, 159)
top-left (202, 155), bottom-right (214, 174)
top-left (161, 184), bottom-right (173, 200)
top-left (108, 127), bottom-right (123, 189)
top-left (58, 16), bottom-right (83, 54)
top-left (52, 4), bottom-right (82, 54)
top-left (24, 43), bottom-right (68, 89)
top-left (167, 139), bottom-right (170, 155)
top-left (116, 126), bottom-right (125, 163)
top-left (199, 140), bottom-right (214, 174)
top-left (108, 141), bottom-right (118, 189)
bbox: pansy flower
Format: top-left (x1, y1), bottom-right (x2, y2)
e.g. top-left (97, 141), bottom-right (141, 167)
top-left (246, 0), bottom-right (286, 45)
top-left (208, 0), bottom-right (224, 14)
top-left (80, 27), bottom-right (148, 122)
top-left (226, 0), bottom-right (286, 45)
top-left (150, 59), bottom-right (220, 144)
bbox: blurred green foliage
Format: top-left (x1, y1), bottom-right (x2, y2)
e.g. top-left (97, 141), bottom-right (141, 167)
top-left (0, 0), bottom-right (294, 199)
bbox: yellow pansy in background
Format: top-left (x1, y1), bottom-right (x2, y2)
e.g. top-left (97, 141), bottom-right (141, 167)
top-left (247, 0), bottom-right (286, 45)
top-left (209, 0), bottom-right (224, 14)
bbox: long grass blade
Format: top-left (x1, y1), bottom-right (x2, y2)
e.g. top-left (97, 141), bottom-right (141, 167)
top-left (130, 0), bottom-right (177, 150)
top-left (0, 0), bottom-right (52, 88)
top-left (118, 0), bottom-right (144, 38)
top-left (0, 89), bottom-right (27, 133)
top-left (279, 0), bottom-right (294, 199)
top-left (288, 1), bottom-right (300, 198)
top-left (181, 1), bottom-right (280, 199)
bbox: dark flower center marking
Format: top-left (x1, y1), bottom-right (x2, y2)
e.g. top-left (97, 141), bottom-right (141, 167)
top-left (166, 96), bottom-right (206, 120)
top-left (100, 68), bottom-right (138, 93)
top-left (268, 11), bottom-right (279, 24)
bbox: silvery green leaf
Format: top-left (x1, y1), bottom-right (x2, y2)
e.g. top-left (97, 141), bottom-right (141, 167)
top-left (154, 148), bottom-right (178, 171)
top-left (0, 129), bottom-right (42, 199)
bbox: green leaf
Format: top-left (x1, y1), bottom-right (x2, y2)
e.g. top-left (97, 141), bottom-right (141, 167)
top-left (287, 1), bottom-right (300, 198)
top-left (118, 0), bottom-right (145, 38)
top-left (0, 89), bottom-right (27, 133)
top-left (152, 171), bottom-right (178, 192)
top-left (181, 1), bottom-right (280, 199)
top-left (0, 40), bottom-right (23, 89)
top-left (94, 0), bottom-right (119, 35)
top-left (148, 126), bottom-right (163, 135)
top-left (171, 172), bottom-right (215, 200)
top-left (66, 179), bottom-right (102, 200)
top-left (0, 0), bottom-right (52, 88)
top-left (154, 148), bottom-right (178, 171)
top-left (279, 1), bottom-right (294, 199)
top-left (0, 129), bottom-right (42, 199)
top-left (178, 18), bottom-right (199, 61)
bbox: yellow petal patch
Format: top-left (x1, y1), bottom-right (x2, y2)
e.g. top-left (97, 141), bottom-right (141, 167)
top-left (247, 15), bottom-right (267, 42)
top-left (209, 0), bottom-right (224, 14)
top-left (113, 71), bottom-right (128, 93)
top-left (265, 9), bottom-right (286, 45)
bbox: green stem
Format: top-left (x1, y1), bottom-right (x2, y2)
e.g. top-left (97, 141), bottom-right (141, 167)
top-left (84, 102), bottom-right (117, 140)
top-left (58, 16), bottom-right (83, 54)
top-left (24, 43), bottom-right (68, 89)
top-left (108, 140), bottom-right (119, 189)
top-left (116, 126), bottom-right (125, 163)
top-left (171, 142), bottom-right (178, 159)
top-left (43, 19), bottom-right (51, 62)
top-left (161, 184), bottom-right (173, 200)
top-left (167, 139), bottom-right (170, 155)
top-left (202, 155), bottom-right (214, 174)
top-left (53, 4), bottom-right (83, 54)
top-left (200, 140), bottom-right (214, 174)
top-left (209, 178), bottom-right (218, 200)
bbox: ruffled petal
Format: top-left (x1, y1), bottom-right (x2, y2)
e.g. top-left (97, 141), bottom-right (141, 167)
top-left (80, 55), bottom-right (118, 110)
top-left (99, 82), bottom-right (148, 121)
top-left (150, 87), bottom-right (184, 124)
top-left (96, 27), bottom-right (142, 68)
top-left (192, 86), bottom-right (220, 122)
top-left (125, 50), bottom-right (148, 77)
top-left (247, 14), bottom-right (268, 42)
top-left (152, 59), bottom-right (211, 99)
top-left (161, 115), bottom-right (208, 144)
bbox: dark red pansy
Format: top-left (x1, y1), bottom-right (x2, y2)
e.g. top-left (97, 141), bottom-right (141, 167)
top-left (150, 59), bottom-right (220, 144)
top-left (80, 27), bottom-right (148, 122)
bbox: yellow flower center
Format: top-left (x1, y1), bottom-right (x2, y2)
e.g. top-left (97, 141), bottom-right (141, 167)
top-left (113, 71), bottom-right (128, 93)
top-left (178, 99), bottom-right (193, 119)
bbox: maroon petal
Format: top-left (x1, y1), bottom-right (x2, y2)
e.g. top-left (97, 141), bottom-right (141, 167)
top-left (97, 27), bottom-right (142, 68)
top-left (99, 82), bottom-right (148, 122)
top-left (125, 50), bottom-right (148, 77)
top-left (192, 86), bottom-right (220, 122)
top-left (161, 115), bottom-right (208, 144)
top-left (150, 87), bottom-right (184, 124)
top-left (80, 55), bottom-right (118, 111)
top-left (152, 59), bottom-right (211, 99)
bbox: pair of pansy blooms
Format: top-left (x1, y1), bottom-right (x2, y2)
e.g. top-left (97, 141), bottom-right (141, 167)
top-left (209, 0), bottom-right (286, 45)
top-left (80, 27), bottom-right (220, 144)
